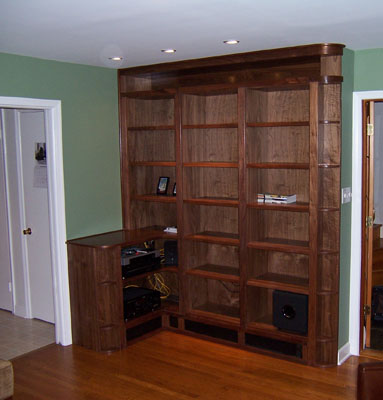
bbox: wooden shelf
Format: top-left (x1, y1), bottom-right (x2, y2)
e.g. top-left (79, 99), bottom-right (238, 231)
top-left (184, 197), bottom-right (239, 207)
top-left (183, 123), bottom-right (238, 129)
top-left (247, 202), bottom-right (309, 212)
top-left (184, 231), bottom-right (240, 246)
top-left (162, 299), bottom-right (180, 315)
top-left (246, 321), bottom-right (308, 344)
top-left (133, 194), bottom-right (176, 203)
top-left (320, 120), bottom-right (341, 125)
top-left (248, 238), bottom-right (310, 254)
top-left (67, 227), bottom-right (178, 248)
top-left (188, 304), bottom-right (240, 324)
top-left (318, 163), bottom-right (341, 168)
top-left (122, 266), bottom-right (178, 283)
top-left (247, 273), bottom-right (309, 295)
top-left (125, 309), bottom-right (163, 329)
top-left (130, 161), bottom-right (176, 167)
top-left (127, 125), bottom-right (175, 131)
top-left (186, 264), bottom-right (240, 282)
top-left (121, 89), bottom-right (176, 99)
top-left (247, 121), bottom-right (309, 127)
top-left (247, 162), bottom-right (309, 169)
top-left (183, 162), bottom-right (238, 168)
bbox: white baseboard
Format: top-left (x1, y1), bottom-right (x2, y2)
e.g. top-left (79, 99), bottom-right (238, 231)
top-left (338, 342), bottom-right (351, 365)
top-left (13, 304), bottom-right (27, 318)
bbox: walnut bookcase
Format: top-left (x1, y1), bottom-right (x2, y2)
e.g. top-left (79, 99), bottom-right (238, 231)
top-left (67, 43), bottom-right (343, 366)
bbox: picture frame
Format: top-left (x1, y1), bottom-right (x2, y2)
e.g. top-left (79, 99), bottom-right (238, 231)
top-left (172, 182), bottom-right (176, 196)
top-left (157, 176), bottom-right (169, 195)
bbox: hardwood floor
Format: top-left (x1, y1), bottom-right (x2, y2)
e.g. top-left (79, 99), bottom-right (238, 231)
top-left (11, 330), bottom-right (372, 399)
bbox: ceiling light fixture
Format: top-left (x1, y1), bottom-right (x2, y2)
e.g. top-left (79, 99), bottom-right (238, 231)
top-left (108, 56), bottom-right (123, 61)
top-left (161, 49), bottom-right (176, 53)
top-left (223, 40), bottom-right (240, 45)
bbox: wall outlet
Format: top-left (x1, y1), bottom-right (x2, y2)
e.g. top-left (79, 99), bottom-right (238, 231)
top-left (341, 187), bottom-right (352, 204)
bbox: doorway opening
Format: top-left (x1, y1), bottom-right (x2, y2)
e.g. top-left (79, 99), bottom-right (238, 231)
top-left (0, 96), bottom-right (71, 346)
top-left (360, 99), bottom-right (383, 356)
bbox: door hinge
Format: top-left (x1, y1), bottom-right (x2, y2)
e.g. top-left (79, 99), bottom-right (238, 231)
top-left (364, 304), bottom-right (371, 316)
top-left (366, 216), bottom-right (374, 228)
top-left (367, 123), bottom-right (374, 136)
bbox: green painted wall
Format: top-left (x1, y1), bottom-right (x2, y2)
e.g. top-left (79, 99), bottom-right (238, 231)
top-left (355, 49), bottom-right (383, 91)
top-left (338, 48), bottom-right (355, 348)
top-left (0, 53), bottom-right (121, 239)
top-left (338, 48), bottom-right (383, 349)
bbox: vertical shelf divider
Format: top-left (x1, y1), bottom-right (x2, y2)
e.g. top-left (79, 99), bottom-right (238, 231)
top-left (308, 81), bottom-right (319, 365)
top-left (176, 89), bottom-right (186, 315)
top-left (238, 87), bottom-right (247, 345)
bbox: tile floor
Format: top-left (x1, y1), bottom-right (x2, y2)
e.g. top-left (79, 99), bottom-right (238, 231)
top-left (0, 309), bottom-right (55, 360)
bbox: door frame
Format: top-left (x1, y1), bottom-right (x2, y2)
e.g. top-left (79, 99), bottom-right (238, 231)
top-left (350, 91), bottom-right (383, 356)
top-left (0, 96), bottom-right (71, 346)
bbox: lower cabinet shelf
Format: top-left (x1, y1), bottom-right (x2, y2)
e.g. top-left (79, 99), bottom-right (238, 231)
top-left (188, 304), bottom-right (240, 325)
top-left (247, 275), bottom-right (309, 295)
top-left (67, 226), bottom-right (337, 366)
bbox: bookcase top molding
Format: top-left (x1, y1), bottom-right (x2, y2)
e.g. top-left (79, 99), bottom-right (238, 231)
top-left (118, 43), bottom-right (344, 90)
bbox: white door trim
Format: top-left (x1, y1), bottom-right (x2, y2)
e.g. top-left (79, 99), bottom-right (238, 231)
top-left (0, 96), bottom-right (72, 346)
top-left (350, 91), bottom-right (383, 355)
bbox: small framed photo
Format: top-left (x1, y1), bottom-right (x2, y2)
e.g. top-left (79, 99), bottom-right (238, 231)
top-left (157, 176), bottom-right (169, 195)
top-left (172, 183), bottom-right (176, 196)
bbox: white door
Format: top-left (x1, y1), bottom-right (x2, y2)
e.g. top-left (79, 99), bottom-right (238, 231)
top-left (19, 111), bottom-right (54, 323)
top-left (0, 120), bottom-right (13, 311)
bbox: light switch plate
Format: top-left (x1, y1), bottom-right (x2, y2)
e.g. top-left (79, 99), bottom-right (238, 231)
top-left (341, 187), bottom-right (352, 204)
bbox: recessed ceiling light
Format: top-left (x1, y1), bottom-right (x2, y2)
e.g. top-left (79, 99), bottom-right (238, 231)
top-left (161, 49), bottom-right (176, 53)
top-left (223, 40), bottom-right (240, 45)
top-left (108, 56), bottom-right (123, 61)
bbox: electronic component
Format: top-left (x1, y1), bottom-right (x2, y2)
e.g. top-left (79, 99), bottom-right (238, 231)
top-left (123, 287), bottom-right (161, 321)
top-left (121, 248), bottom-right (161, 278)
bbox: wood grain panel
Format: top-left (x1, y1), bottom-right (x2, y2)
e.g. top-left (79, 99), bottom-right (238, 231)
top-left (183, 241), bottom-right (239, 272)
top-left (318, 123), bottom-right (341, 164)
top-left (248, 248), bottom-right (309, 284)
top-left (247, 169), bottom-right (309, 203)
top-left (319, 167), bottom-right (341, 208)
top-left (182, 93), bottom-right (237, 125)
top-left (182, 128), bottom-right (238, 163)
top-left (246, 126), bottom-right (309, 164)
top-left (183, 167), bottom-right (238, 199)
top-left (183, 204), bottom-right (238, 236)
top-left (128, 129), bottom-right (175, 162)
top-left (246, 88), bottom-right (309, 123)
top-left (127, 97), bottom-right (174, 127)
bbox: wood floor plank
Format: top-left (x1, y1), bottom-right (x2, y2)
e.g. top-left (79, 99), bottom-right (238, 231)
top-left (11, 331), bottom-right (372, 399)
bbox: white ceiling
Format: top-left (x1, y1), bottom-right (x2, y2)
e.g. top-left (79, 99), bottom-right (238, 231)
top-left (1, 0), bottom-right (383, 69)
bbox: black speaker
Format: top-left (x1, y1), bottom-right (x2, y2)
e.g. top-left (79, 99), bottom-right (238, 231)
top-left (164, 240), bottom-right (178, 266)
top-left (272, 290), bottom-right (308, 334)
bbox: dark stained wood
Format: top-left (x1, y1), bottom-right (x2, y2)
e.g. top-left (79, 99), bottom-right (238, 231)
top-left (183, 161), bottom-right (238, 167)
top-left (247, 273), bottom-right (309, 294)
top-left (67, 244), bottom-right (125, 352)
top-left (133, 194), bottom-right (176, 203)
top-left (184, 197), bottom-right (239, 206)
top-left (127, 125), bottom-right (175, 130)
top-left (67, 227), bottom-right (177, 248)
top-left (246, 321), bottom-right (308, 345)
top-left (248, 201), bottom-right (309, 212)
top-left (247, 121), bottom-right (309, 127)
top-left (184, 232), bottom-right (240, 246)
top-left (119, 43), bottom-right (344, 75)
top-left (104, 43), bottom-right (346, 366)
top-left (248, 239), bottom-right (310, 254)
top-left (308, 81), bottom-right (320, 366)
top-left (186, 264), bottom-right (240, 282)
top-left (247, 162), bottom-right (309, 169)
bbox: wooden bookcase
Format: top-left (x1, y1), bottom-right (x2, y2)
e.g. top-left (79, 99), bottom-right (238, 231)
top-left (67, 43), bottom-right (343, 366)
